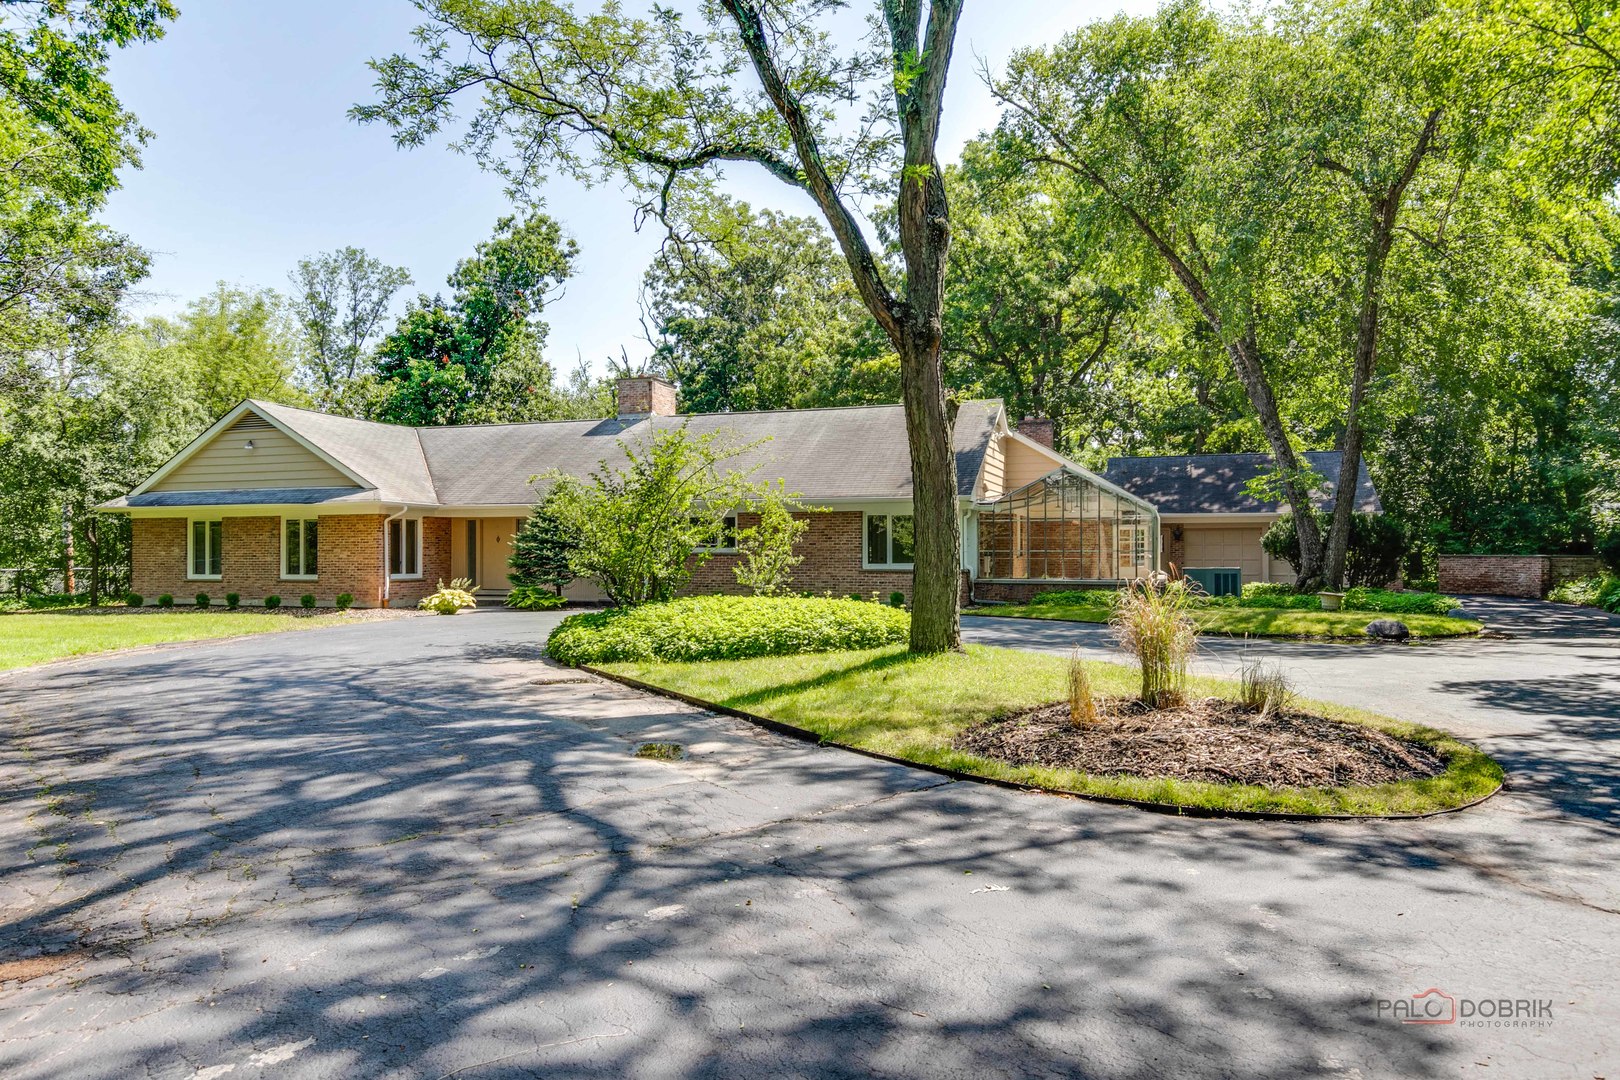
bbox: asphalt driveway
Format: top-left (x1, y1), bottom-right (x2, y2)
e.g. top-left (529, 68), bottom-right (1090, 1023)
top-left (1, 604), bottom-right (1616, 1079)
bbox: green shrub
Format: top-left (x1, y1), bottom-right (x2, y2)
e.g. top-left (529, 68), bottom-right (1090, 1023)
top-left (1027, 589), bottom-right (1118, 608)
top-left (1237, 592), bottom-right (1321, 610)
top-left (1548, 573), bottom-right (1620, 612)
top-left (1406, 577), bottom-right (1438, 593)
top-left (21, 593), bottom-right (85, 610)
top-left (300, 593), bottom-right (316, 609)
top-left (1242, 582), bottom-right (1297, 598)
top-left (1598, 533), bottom-right (1620, 573)
top-left (507, 585), bottom-right (567, 610)
top-left (126, 592), bottom-right (143, 608)
top-left (157, 593), bottom-right (174, 608)
top-left (889, 590), bottom-right (906, 608)
top-left (418, 578), bottom-right (477, 615)
top-left (195, 592), bottom-right (210, 608)
top-left (225, 593), bottom-right (240, 609)
top-left (335, 593), bottom-right (354, 611)
top-left (546, 595), bottom-right (910, 666)
top-left (264, 595), bottom-right (281, 610)
top-left (1341, 587), bottom-right (1461, 615)
top-left (848, 593), bottom-right (863, 602)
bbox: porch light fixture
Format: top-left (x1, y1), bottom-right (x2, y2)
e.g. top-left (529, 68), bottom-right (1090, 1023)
top-left (243, 440), bottom-right (255, 451)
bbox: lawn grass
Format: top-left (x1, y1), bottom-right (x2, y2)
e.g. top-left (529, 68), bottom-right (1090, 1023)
top-left (601, 645), bottom-right (1502, 816)
top-left (0, 609), bottom-right (370, 672)
top-left (967, 602), bottom-right (1482, 639)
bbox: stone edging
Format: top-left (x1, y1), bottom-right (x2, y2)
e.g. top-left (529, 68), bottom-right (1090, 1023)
top-left (580, 664), bottom-right (1503, 823)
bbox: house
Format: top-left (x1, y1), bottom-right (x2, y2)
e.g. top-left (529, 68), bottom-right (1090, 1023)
top-left (1101, 452), bottom-right (1382, 585)
top-left (101, 376), bottom-right (1162, 607)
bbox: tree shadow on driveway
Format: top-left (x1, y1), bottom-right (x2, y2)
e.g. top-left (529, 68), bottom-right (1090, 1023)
top-left (0, 616), bottom-right (1605, 1078)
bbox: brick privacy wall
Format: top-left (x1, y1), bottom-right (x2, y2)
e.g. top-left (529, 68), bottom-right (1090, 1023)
top-left (129, 514), bottom-right (456, 608)
top-left (1437, 554), bottom-right (1604, 598)
top-left (1548, 556), bottom-right (1604, 591)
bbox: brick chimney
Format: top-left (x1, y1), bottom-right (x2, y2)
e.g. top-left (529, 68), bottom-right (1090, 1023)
top-left (1016, 415), bottom-right (1055, 449)
top-left (616, 374), bottom-right (678, 417)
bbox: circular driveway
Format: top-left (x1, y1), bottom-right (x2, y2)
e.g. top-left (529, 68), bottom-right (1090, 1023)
top-left (1, 602), bottom-right (1616, 1078)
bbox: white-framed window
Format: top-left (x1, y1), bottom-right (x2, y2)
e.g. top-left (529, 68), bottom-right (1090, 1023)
top-left (388, 518), bottom-right (421, 579)
top-left (692, 512), bottom-right (738, 553)
top-left (864, 512), bottom-right (915, 568)
top-left (282, 517), bottom-right (319, 579)
top-left (188, 519), bottom-right (223, 580)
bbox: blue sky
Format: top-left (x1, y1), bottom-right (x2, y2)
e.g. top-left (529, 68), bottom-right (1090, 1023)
top-left (103, 1), bottom-right (1148, 377)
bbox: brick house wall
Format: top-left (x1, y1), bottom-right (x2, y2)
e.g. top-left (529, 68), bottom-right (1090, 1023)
top-left (685, 510), bottom-right (921, 602)
top-left (1437, 554), bottom-right (1604, 598)
top-left (130, 514), bottom-right (455, 608)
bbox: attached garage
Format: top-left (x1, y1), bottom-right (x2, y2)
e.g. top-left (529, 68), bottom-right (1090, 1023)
top-left (1106, 451), bottom-right (1383, 590)
top-left (1170, 521), bottom-right (1290, 585)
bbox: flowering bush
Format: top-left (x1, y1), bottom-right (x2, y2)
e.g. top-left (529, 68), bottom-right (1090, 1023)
top-left (418, 578), bottom-right (478, 615)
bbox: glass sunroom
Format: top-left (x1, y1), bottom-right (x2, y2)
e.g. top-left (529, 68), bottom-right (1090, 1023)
top-left (975, 466), bottom-right (1159, 584)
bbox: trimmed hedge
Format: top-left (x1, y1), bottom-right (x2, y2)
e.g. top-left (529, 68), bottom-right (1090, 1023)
top-left (1341, 587), bottom-right (1461, 615)
top-left (546, 595), bottom-right (910, 666)
top-left (1027, 589), bottom-right (1117, 608)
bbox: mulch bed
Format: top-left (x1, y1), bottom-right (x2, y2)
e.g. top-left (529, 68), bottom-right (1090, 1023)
top-left (954, 698), bottom-right (1447, 789)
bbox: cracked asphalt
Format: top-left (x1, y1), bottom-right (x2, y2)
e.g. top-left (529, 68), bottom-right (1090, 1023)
top-left (1, 599), bottom-right (1616, 1079)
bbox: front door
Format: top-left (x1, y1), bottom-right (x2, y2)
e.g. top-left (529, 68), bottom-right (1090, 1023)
top-left (478, 518), bottom-right (522, 591)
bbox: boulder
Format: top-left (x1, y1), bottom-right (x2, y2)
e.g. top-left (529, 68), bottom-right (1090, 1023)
top-left (1364, 618), bottom-right (1411, 641)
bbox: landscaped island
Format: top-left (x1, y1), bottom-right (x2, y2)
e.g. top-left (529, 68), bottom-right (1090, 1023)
top-left (548, 593), bottom-right (1502, 817)
top-left (596, 645), bottom-right (1500, 816)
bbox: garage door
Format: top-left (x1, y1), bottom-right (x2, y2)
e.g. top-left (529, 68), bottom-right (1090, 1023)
top-left (1181, 525), bottom-right (1280, 585)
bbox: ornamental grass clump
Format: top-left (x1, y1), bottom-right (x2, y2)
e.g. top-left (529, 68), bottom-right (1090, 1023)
top-left (1239, 657), bottom-right (1295, 720)
top-left (1067, 646), bottom-right (1099, 726)
top-left (1110, 580), bottom-right (1198, 708)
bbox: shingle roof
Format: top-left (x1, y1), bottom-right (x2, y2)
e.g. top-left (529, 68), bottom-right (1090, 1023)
top-left (253, 400), bottom-right (439, 504)
top-left (196, 398), bottom-right (1004, 508)
top-left (1100, 452), bottom-right (1381, 515)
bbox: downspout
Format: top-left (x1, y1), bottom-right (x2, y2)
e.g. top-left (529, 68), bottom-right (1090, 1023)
top-left (381, 505), bottom-right (409, 608)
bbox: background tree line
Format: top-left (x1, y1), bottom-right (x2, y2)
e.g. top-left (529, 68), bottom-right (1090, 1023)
top-left (3, 0), bottom-right (1617, 601)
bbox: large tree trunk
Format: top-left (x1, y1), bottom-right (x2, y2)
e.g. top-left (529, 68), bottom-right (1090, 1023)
top-left (62, 501), bottom-right (76, 595)
top-left (1225, 335), bottom-right (1327, 588)
top-left (1324, 302), bottom-right (1378, 589)
top-left (1321, 108), bottom-right (1441, 589)
top-left (898, 325), bottom-right (961, 654)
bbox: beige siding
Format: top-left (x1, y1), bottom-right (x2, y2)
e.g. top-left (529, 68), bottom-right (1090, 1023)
top-left (979, 435), bottom-right (1007, 499)
top-left (1181, 524), bottom-right (1290, 585)
top-left (1003, 437), bottom-right (1061, 491)
top-left (153, 412), bottom-right (359, 492)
